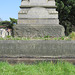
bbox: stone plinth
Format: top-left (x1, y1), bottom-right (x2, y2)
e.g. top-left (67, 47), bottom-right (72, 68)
top-left (14, 0), bottom-right (65, 37)
top-left (0, 40), bottom-right (75, 57)
top-left (14, 24), bottom-right (64, 37)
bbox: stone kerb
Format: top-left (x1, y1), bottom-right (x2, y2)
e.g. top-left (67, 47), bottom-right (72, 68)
top-left (0, 40), bottom-right (75, 57)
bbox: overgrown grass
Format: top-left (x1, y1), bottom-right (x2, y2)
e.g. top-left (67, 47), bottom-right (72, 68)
top-left (0, 36), bottom-right (71, 41)
top-left (69, 32), bottom-right (75, 40)
top-left (0, 32), bottom-right (75, 40)
top-left (0, 61), bottom-right (75, 75)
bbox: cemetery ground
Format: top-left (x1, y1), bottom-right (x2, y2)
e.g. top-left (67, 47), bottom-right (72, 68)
top-left (0, 61), bottom-right (75, 75)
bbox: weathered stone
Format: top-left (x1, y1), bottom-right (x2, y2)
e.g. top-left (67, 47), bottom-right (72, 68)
top-left (0, 40), bottom-right (75, 57)
top-left (14, 24), bottom-right (64, 37)
top-left (0, 29), bottom-right (8, 38)
top-left (14, 0), bottom-right (65, 37)
top-left (21, 0), bottom-right (56, 6)
top-left (17, 19), bottom-right (59, 25)
top-left (19, 0), bottom-right (58, 19)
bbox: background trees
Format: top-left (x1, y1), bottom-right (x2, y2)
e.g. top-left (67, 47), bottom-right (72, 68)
top-left (56, 0), bottom-right (75, 35)
top-left (0, 18), bottom-right (17, 29)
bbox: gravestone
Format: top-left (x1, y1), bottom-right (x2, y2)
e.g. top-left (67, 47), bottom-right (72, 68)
top-left (0, 29), bottom-right (7, 38)
top-left (14, 0), bottom-right (65, 37)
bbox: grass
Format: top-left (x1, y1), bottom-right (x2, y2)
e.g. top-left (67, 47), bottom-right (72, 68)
top-left (0, 36), bottom-right (72, 41)
top-left (0, 32), bottom-right (75, 41)
top-left (0, 61), bottom-right (75, 75)
top-left (0, 35), bottom-right (71, 41)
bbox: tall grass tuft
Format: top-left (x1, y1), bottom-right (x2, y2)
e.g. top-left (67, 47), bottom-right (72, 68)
top-left (69, 32), bottom-right (75, 40)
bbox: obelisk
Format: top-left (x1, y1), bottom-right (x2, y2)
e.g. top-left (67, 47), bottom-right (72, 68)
top-left (14, 0), bottom-right (64, 37)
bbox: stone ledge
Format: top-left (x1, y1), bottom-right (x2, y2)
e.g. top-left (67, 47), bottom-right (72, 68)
top-left (0, 40), bottom-right (75, 57)
top-left (0, 57), bottom-right (75, 64)
top-left (17, 19), bottom-right (59, 25)
top-left (20, 5), bottom-right (57, 8)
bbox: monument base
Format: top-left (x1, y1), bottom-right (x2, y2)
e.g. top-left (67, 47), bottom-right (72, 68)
top-left (0, 40), bottom-right (75, 64)
top-left (14, 25), bottom-right (64, 37)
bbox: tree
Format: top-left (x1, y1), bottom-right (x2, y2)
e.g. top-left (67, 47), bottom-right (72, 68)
top-left (56, 0), bottom-right (75, 35)
top-left (0, 18), bottom-right (17, 29)
top-left (0, 21), bottom-right (10, 26)
top-left (10, 18), bottom-right (17, 25)
top-left (9, 18), bottom-right (17, 28)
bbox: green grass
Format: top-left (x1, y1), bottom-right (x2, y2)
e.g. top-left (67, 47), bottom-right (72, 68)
top-left (0, 36), bottom-right (71, 41)
top-left (0, 32), bottom-right (75, 41)
top-left (0, 61), bottom-right (75, 75)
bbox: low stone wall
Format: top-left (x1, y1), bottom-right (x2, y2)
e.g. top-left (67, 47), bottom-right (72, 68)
top-left (0, 40), bottom-right (75, 58)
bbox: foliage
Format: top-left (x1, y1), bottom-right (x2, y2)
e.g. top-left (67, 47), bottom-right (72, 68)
top-left (69, 32), bottom-right (75, 40)
top-left (10, 18), bottom-right (17, 25)
top-left (56, 0), bottom-right (75, 35)
top-left (0, 21), bottom-right (10, 26)
top-left (0, 61), bottom-right (75, 75)
top-left (0, 18), bottom-right (17, 28)
top-left (0, 33), bottom-right (75, 41)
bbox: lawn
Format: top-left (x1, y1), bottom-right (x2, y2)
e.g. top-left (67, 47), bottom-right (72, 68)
top-left (0, 61), bottom-right (75, 75)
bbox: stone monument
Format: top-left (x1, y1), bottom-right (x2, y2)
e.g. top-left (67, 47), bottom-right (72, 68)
top-left (14, 0), bottom-right (64, 37)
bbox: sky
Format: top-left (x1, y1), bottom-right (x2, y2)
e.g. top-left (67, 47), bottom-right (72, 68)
top-left (0, 0), bottom-right (21, 21)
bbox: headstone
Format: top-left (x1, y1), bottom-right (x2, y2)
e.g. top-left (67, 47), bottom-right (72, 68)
top-left (0, 29), bottom-right (7, 38)
top-left (0, 28), bottom-right (12, 38)
top-left (14, 0), bottom-right (65, 37)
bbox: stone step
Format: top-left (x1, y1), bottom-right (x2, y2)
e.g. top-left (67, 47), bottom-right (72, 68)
top-left (17, 19), bottom-right (59, 25)
top-left (0, 57), bottom-right (75, 64)
top-left (0, 40), bottom-right (75, 64)
top-left (14, 25), bottom-right (64, 37)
